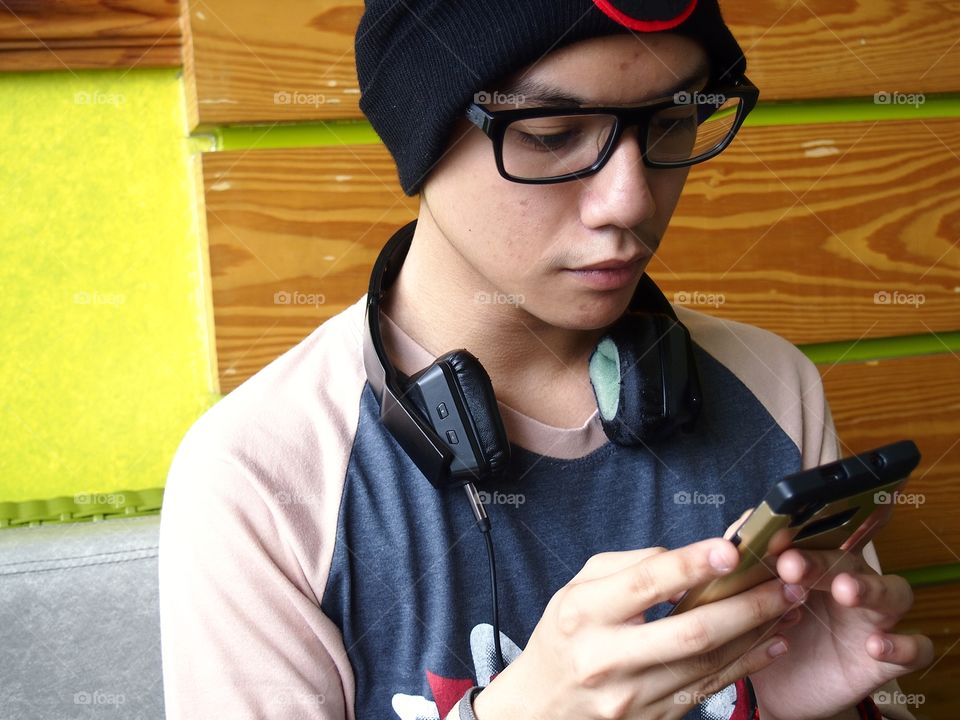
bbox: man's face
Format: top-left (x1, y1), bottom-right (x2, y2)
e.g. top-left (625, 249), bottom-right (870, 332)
top-left (419, 32), bottom-right (710, 331)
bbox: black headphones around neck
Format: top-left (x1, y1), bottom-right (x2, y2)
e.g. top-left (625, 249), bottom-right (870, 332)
top-left (362, 219), bottom-right (703, 490)
top-left (360, 218), bottom-right (703, 674)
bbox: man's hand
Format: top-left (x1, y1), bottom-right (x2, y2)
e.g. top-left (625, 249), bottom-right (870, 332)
top-left (749, 517), bottom-right (935, 720)
top-left (472, 538), bottom-right (802, 720)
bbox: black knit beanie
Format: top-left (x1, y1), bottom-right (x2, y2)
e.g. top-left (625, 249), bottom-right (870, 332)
top-left (355, 0), bottom-right (746, 196)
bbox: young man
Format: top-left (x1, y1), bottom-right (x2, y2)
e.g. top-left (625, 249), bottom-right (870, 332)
top-left (158, 1), bottom-right (933, 719)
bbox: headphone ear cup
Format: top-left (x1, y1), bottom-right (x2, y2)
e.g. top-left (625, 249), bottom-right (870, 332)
top-left (588, 312), bottom-right (701, 446)
top-left (588, 314), bottom-right (666, 445)
top-left (442, 350), bottom-right (511, 480)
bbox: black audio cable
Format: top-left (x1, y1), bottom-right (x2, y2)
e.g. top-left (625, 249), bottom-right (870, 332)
top-left (464, 482), bottom-right (507, 674)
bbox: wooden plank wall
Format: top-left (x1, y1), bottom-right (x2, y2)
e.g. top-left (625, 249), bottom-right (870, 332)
top-left (187, 1), bottom-right (958, 717)
top-left (185, 0), bottom-right (960, 123)
top-left (0, 0), bottom-right (185, 71)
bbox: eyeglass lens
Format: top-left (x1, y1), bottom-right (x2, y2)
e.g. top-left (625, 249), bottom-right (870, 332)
top-left (500, 95), bottom-right (744, 180)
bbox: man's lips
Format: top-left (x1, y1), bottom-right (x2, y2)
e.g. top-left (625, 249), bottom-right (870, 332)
top-left (563, 256), bottom-right (647, 290)
top-left (569, 256), bottom-right (645, 271)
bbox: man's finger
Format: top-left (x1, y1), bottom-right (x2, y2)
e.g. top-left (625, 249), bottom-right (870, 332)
top-left (831, 571), bottom-right (913, 626)
top-left (663, 624), bottom-right (790, 716)
top-left (571, 538), bottom-right (740, 626)
top-left (775, 547), bottom-right (867, 590)
top-left (866, 631), bottom-right (935, 672)
top-left (570, 546), bottom-right (667, 585)
top-left (633, 578), bottom-right (797, 668)
top-left (723, 507), bottom-right (753, 540)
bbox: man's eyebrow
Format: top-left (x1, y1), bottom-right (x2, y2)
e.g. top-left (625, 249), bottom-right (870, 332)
top-left (498, 59), bottom-right (711, 108)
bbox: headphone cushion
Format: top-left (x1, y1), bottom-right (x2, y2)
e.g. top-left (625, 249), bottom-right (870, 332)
top-left (588, 313), bottom-right (674, 445)
top-left (442, 350), bottom-right (511, 479)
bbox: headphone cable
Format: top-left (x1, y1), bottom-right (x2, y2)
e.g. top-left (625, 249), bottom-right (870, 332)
top-left (464, 482), bottom-right (507, 674)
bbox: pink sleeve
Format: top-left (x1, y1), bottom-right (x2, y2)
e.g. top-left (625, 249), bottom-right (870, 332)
top-left (671, 305), bottom-right (840, 471)
top-left (158, 437), bottom-right (350, 719)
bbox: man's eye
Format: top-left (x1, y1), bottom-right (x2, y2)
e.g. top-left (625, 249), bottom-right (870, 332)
top-left (515, 130), bottom-right (577, 151)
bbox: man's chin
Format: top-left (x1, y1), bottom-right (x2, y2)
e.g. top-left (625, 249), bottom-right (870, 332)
top-left (536, 294), bottom-right (638, 332)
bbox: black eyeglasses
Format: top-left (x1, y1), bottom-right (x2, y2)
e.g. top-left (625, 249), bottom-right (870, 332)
top-left (464, 76), bottom-right (759, 184)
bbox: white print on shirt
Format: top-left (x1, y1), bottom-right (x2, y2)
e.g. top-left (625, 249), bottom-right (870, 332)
top-left (390, 623), bottom-right (520, 720)
top-left (389, 623), bottom-right (751, 720)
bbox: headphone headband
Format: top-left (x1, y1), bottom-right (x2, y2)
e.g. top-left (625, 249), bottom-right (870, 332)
top-left (363, 220), bottom-right (455, 485)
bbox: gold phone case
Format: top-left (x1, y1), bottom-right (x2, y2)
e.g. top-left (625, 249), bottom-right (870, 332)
top-left (669, 475), bottom-right (909, 614)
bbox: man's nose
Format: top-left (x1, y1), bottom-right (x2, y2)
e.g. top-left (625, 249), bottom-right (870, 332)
top-left (578, 125), bottom-right (658, 230)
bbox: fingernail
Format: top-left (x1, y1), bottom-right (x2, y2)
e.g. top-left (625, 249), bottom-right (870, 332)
top-left (780, 608), bottom-right (801, 624)
top-left (783, 583), bottom-right (806, 603)
top-left (855, 578), bottom-right (866, 596)
top-left (768, 639), bottom-right (788, 658)
top-left (709, 548), bottom-right (733, 573)
top-left (882, 638), bottom-right (894, 656)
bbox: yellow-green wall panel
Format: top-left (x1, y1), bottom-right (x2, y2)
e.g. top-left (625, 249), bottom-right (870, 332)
top-left (0, 67), bottom-right (218, 503)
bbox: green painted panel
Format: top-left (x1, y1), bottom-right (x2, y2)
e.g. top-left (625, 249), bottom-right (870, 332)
top-left (800, 332), bottom-right (960, 365)
top-left (198, 93), bottom-right (960, 151)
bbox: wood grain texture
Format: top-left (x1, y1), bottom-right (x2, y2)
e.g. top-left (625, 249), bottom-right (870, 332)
top-left (648, 117), bottom-right (960, 344)
top-left (726, 0), bottom-right (960, 103)
top-left (202, 143), bottom-right (418, 391)
top-left (188, 0), bottom-right (361, 124)
top-left (895, 581), bottom-right (960, 720)
top-left (180, 0), bottom-right (198, 128)
top-left (0, 0), bottom-right (184, 71)
top-left (186, 0), bottom-right (960, 124)
top-left (820, 354), bottom-right (960, 572)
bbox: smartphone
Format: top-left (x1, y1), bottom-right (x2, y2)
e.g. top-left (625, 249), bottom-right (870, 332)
top-left (667, 439), bottom-right (921, 615)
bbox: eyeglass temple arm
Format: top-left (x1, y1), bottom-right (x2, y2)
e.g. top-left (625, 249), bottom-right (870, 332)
top-left (465, 103), bottom-right (492, 133)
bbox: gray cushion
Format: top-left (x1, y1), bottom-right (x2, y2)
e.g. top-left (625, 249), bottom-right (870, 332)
top-left (0, 515), bottom-right (164, 719)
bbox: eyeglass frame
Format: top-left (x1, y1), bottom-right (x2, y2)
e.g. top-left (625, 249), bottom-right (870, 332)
top-left (463, 75), bottom-right (759, 184)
